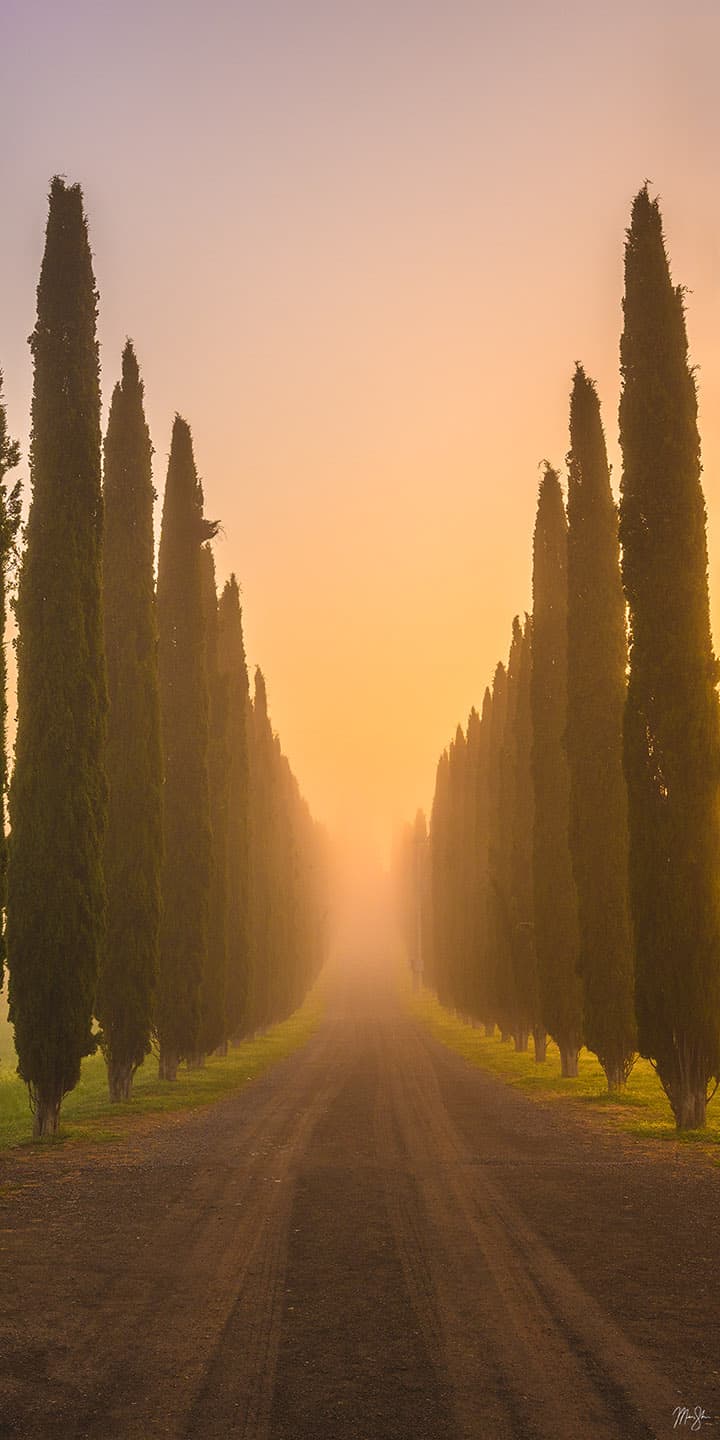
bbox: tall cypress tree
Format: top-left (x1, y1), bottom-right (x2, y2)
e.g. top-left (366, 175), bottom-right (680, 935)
top-left (531, 465), bottom-right (583, 1076)
top-left (486, 662), bottom-right (508, 1035)
top-left (461, 709), bottom-right (482, 1016)
top-left (446, 723), bottom-right (467, 1014)
top-left (471, 687), bottom-right (493, 1031)
top-left (619, 188), bottom-right (720, 1129)
top-left (96, 342), bottom-right (162, 1102)
top-left (248, 666), bottom-right (274, 1033)
top-left (0, 374), bottom-right (21, 992)
top-left (511, 617), bottom-right (545, 1060)
top-left (567, 365), bottom-right (636, 1091)
top-left (429, 748), bottom-right (451, 1001)
top-left (7, 179), bottom-right (106, 1135)
top-left (218, 576), bottom-right (251, 1044)
top-left (491, 624), bottom-right (525, 1046)
top-left (155, 417), bottom-right (217, 1080)
top-left (194, 545), bottom-right (229, 1061)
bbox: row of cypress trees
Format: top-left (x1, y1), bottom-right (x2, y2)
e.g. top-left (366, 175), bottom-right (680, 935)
top-left (397, 186), bottom-right (720, 1130)
top-left (3, 177), bottom-right (328, 1134)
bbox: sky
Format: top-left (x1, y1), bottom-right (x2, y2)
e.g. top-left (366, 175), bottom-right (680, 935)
top-left (2, 0), bottom-right (720, 859)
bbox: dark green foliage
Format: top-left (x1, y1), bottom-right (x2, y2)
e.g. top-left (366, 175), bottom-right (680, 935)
top-left (7, 178), bottom-right (106, 1135)
top-left (248, 667), bottom-right (275, 1031)
top-left (445, 724), bottom-right (468, 1010)
top-left (510, 618), bottom-right (544, 1058)
top-left (619, 188), bottom-right (720, 1129)
top-left (567, 365), bottom-right (636, 1090)
top-left (531, 465), bottom-right (583, 1076)
top-left (486, 665), bottom-right (512, 1038)
top-left (96, 342), bottom-right (162, 1102)
top-left (463, 704), bottom-right (487, 1019)
top-left (155, 416), bottom-right (218, 1079)
top-left (487, 659), bottom-right (512, 1034)
top-left (217, 576), bottom-right (251, 1041)
top-left (196, 545), bottom-right (229, 1058)
top-left (469, 688), bottom-right (493, 1027)
top-left (429, 722), bottom-right (475, 1015)
top-left (0, 373), bottom-right (21, 990)
top-left (491, 618), bottom-right (539, 1052)
top-left (247, 668), bottom-right (328, 1033)
top-left (427, 693), bottom-right (496, 1026)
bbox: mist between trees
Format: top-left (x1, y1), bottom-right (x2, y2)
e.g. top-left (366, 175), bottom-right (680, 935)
top-left (0, 178), bottom-right (330, 1137)
top-left (394, 185), bottom-right (720, 1133)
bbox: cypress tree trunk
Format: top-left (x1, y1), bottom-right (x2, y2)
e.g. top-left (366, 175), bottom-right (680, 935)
top-left (97, 342), bottom-right (162, 1103)
top-left (158, 1050), bottom-right (179, 1083)
top-left (559, 1045), bottom-right (579, 1079)
top-left (530, 466), bottom-right (583, 1075)
top-left (7, 178), bottom-right (107, 1137)
top-left (619, 188), bottom-right (720, 1131)
top-left (566, 365), bottom-right (636, 1092)
top-left (156, 417), bottom-right (218, 1079)
top-left (107, 1059), bottom-right (133, 1103)
top-left (533, 1026), bottom-right (547, 1063)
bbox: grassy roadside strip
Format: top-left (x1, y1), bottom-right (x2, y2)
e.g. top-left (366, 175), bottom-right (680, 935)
top-left (406, 978), bottom-right (720, 1154)
top-left (0, 981), bottom-right (325, 1151)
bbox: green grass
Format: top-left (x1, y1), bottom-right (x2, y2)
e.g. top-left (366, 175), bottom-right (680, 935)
top-left (407, 980), bottom-right (720, 1152)
top-left (0, 982), bottom-right (324, 1151)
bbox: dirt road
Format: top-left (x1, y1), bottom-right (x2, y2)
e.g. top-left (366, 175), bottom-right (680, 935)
top-left (1, 965), bottom-right (718, 1439)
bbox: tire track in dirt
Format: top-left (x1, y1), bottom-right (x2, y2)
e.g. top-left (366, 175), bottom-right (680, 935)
top-left (2, 967), bottom-right (718, 1439)
top-left (381, 1014), bottom-right (681, 1439)
top-left (0, 1034), bottom-right (338, 1440)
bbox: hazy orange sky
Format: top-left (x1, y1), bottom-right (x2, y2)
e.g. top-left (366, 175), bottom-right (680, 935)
top-left (2, 0), bottom-right (720, 858)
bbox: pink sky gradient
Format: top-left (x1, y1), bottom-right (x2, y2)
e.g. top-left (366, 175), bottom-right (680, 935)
top-left (2, 0), bottom-right (720, 856)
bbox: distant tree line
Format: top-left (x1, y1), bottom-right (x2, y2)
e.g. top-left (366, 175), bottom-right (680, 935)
top-left (395, 186), bottom-right (720, 1132)
top-left (2, 177), bottom-right (328, 1135)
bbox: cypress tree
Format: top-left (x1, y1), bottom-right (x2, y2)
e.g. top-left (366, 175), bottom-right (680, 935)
top-left (217, 576), bottom-right (251, 1043)
top-left (567, 365), bottom-right (636, 1091)
top-left (248, 667), bottom-right (275, 1033)
top-left (446, 723), bottom-right (467, 1014)
top-left (7, 179), bottom-right (107, 1135)
top-left (511, 617), bottom-right (545, 1060)
top-left (486, 662), bottom-right (508, 1036)
top-left (0, 374), bottom-right (20, 992)
top-left (245, 667), bottom-right (323, 1030)
top-left (461, 709), bottom-right (482, 1016)
top-left (531, 465), bottom-right (583, 1076)
top-left (470, 687), bottom-right (494, 1032)
top-left (155, 417), bottom-right (217, 1080)
top-left (194, 544), bottom-right (229, 1061)
top-left (429, 749), bottom-right (451, 1001)
top-left (491, 625), bottom-right (526, 1046)
top-left (96, 342), bottom-right (162, 1102)
top-left (619, 188), bottom-right (720, 1129)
